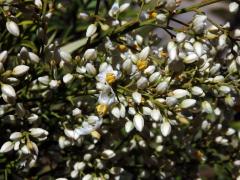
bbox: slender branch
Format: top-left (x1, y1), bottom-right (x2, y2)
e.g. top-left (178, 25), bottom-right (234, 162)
top-left (95, 0), bottom-right (101, 15)
top-left (175, 0), bottom-right (225, 14)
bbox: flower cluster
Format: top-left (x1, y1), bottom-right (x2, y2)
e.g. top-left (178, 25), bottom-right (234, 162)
top-left (0, 0), bottom-right (240, 179)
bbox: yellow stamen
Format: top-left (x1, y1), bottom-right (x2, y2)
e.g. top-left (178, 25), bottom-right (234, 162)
top-left (118, 44), bottom-right (128, 52)
top-left (106, 73), bottom-right (116, 85)
top-left (148, 11), bottom-right (158, 19)
top-left (96, 104), bottom-right (108, 116)
top-left (160, 51), bottom-right (168, 58)
top-left (136, 59), bottom-right (148, 71)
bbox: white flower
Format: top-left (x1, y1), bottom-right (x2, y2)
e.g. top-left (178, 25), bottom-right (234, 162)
top-left (133, 114), bottom-right (144, 132)
top-left (0, 141), bottom-right (14, 153)
top-left (86, 24), bottom-right (97, 37)
top-left (183, 53), bottom-right (198, 64)
top-left (201, 101), bottom-right (213, 114)
top-left (34, 0), bottom-right (42, 8)
top-left (74, 116), bottom-right (102, 137)
top-left (12, 65), bottom-right (29, 76)
top-left (191, 86), bottom-right (204, 96)
top-left (49, 80), bottom-right (59, 89)
top-left (167, 42), bottom-right (177, 61)
top-left (6, 21), bottom-right (20, 37)
top-left (229, 2), bottom-right (239, 13)
top-left (160, 121), bottom-right (171, 137)
top-left (194, 42), bottom-right (204, 57)
top-left (132, 91), bottom-right (142, 104)
top-left (156, 81), bottom-right (168, 94)
top-left (119, 3), bottom-right (130, 12)
top-left (156, 14), bottom-right (167, 23)
top-left (96, 65), bottom-right (119, 85)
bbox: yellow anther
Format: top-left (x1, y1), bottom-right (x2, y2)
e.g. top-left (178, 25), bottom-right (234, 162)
top-left (149, 11), bottom-right (158, 19)
top-left (118, 44), bottom-right (128, 52)
top-left (96, 104), bottom-right (108, 116)
top-left (136, 59), bottom-right (148, 71)
top-left (106, 73), bottom-right (116, 85)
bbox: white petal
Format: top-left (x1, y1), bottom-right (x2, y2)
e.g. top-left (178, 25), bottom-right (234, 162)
top-left (133, 114), bottom-right (144, 132)
top-left (86, 24), bottom-right (97, 37)
top-left (180, 99), bottom-right (196, 109)
top-left (0, 141), bottom-right (14, 153)
top-left (12, 65), bottom-right (29, 76)
top-left (161, 122), bottom-right (171, 137)
top-left (139, 46), bottom-right (150, 60)
top-left (125, 121), bottom-right (134, 133)
top-left (6, 21), bottom-right (20, 36)
top-left (1, 84), bottom-right (16, 98)
top-left (132, 91), bottom-right (142, 104)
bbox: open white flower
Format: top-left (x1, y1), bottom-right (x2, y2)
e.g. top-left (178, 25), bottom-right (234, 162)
top-left (96, 65), bottom-right (120, 85)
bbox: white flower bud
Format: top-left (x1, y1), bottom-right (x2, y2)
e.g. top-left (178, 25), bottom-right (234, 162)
top-left (63, 73), bottom-right (74, 84)
top-left (213, 75), bottom-right (224, 83)
top-left (233, 29), bottom-right (240, 39)
top-left (144, 65), bottom-right (155, 75)
top-left (137, 76), bottom-right (148, 89)
top-left (1, 84), bottom-right (16, 98)
top-left (49, 80), bottom-right (59, 89)
top-left (29, 128), bottom-right (48, 138)
top-left (201, 120), bottom-right (210, 130)
top-left (0, 141), bottom-right (14, 153)
top-left (0, 51), bottom-right (8, 63)
top-left (149, 72), bottom-right (160, 83)
top-left (125, 121), bottom-right (134, 133)
top-left (166, 97), bottom-right (178, 106)
top-left (60, 51), bottom-right (72, 62)
top-left (12, 65), bottom-right (29, 76)
top-left (86, 63), bottom-right (96, 75)
top-left (180, 99), bottom-right (196, 109)
top-left (14, 141), bottom-right (20, 151)
top-left (132, 91), bottom-right (142, 104)
top-left (192, 14), bottom-right (207, 34)
top-left (191, 86), bottom-right (204, 96)
top-left (183, 53), bottom-right (198, 64)
top-left (133, 114), bottom-right (144, 132)
top-left (139, 46), bottom-right (150, 60)
top-left (219, 85), bottom-right (231, 94)
top-left (74, 162), bottom-right (86, 171)
top-left (6, 21), bottom-right (20, 36)
top-left (86, 24), bottom-right (97, 37)
top-left (194, 42), bottom-right (203, 57)
top-left (176, 32), bottom-right (186, 43)
top-left (151, 109), bottom-right (162, 121)
top-left (156, 13), bottom-right (167, 23)
top-left (28, 52), bottom-right (40, 63)
top-left (108, 2), bottom-right (120, 17)
top-left (128, 107), bottom-right (136, 115)
top-left (229, 2), bottom-right (239, 13)
top-left (120, 3), bottom-right (130, 12)
top-left (226, 128), bottom-right (235, 136)
top-left (142, 106), bottom-right (152, 116)
top-left (167, 42), bottom-right (177, 61)
top-left (82, 174), bottom-right (92, 180)
top-left (160, 121), bottom-right (171, 137)
top-left (122, 59), bottom-right (132, 74)
top-left (34, 0), bottom-right (42, 9)
top-left (102, 149), bottom-right (115, 159)
top-left (70, 170), bottom-right (78, 178)
top-left (171, 89), bottom-right (190, 99)
top-left (10, 132), bottom-right (22, 140)
top-left (83, 49), bottom-right (97, 60)
top-left (156, 81), bottom-right (168, 94)
top-left (136, 35), bottom-right (143, 45)
top-left (111, 106), bottom-right (120, 118)
top-left (228, 61), bottom-right (237, 74)
top-left (201, 101), bottom-right (213, 114)
top-left (38, 75), bottom-right (50, 85)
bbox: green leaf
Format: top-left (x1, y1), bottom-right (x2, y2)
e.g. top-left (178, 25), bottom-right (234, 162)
top-left (60, 37), bottom-right (88, 53)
